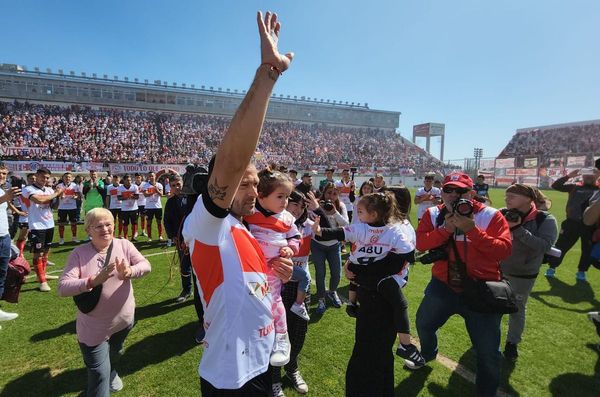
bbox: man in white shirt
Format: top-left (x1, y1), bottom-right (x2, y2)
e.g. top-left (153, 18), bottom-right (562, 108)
top-left (117, 174), bottom-right (140, 241)
top-left (21, 168), bottom-right (64, 292)
top-left (56, 172), bottom-right (82, 245)
top-left (134, 173), bottom-right (147, 238)
top-left (105, 175), bottom-right (123, 238)
top-left (182, 11), bottom-right (294, 396)
top-left (0, 164), bottom-right (21, 321)
top-left (414, 174), bottom-right (442, 222)
top-left (141, 172), bottom-right (164, 242)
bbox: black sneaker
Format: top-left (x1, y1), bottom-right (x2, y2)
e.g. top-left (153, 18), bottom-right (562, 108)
top-left (176, 290), bottom-right (191, 303)
top-left (346, 303), bottom-right (359, 318)
top-left (504, 342), bottom-right (518, 362)
top-left (396, 343), bottom-right (426, 368)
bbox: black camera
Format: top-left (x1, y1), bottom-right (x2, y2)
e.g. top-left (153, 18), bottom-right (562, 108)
top-left (501, 208), bottom-right (523, 223)
top-left (320, 200), bottom-right (335, 212)
top-left (452, 198), bottom-right (473, 217)
top-left (418, 248), bottom-right (448, 264)
top-left (182, 164), bottom-right (209, 195)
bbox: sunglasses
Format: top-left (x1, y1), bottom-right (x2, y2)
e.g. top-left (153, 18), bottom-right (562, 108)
top-left (442, 186), bottom-right (470, 195)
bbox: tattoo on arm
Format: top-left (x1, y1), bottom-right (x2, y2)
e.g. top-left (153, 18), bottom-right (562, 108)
top-left (208, 178), bottom-right (229, 201)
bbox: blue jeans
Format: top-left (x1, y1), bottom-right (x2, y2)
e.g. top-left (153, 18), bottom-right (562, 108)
top-left (78, 322), bottom-right (133, 397)
top-left (0, 234), bottom-right (11, 299)
top-left (292, 265), bottom-right (311, 293)
top-left (416, 278), bottom-right (502, 397)
top-left (310, 241), bottom-right (341, 300)
top-left (178, 249), bottom-right (192, 294)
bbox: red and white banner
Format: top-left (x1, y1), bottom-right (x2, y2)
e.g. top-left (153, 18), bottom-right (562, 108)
top-left (514, 168), bottom-right (538, 176)
top-left (108, 163), bottom-right (187, 175)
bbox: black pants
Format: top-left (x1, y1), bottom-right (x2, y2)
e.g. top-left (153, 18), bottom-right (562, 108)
top-left (346, 287), bottom-right (397, 397)
top-left (200, 368), bottom-right (271, 396)
top-left (377, 277), bottom-right (410, 334)
top-left (548, 218), bottom-right (595, 271)
top-left (272, 280), bottom-right (310, 383)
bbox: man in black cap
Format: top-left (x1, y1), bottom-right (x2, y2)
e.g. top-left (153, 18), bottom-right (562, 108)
top-left (297, 172), bottom-right (316, 196)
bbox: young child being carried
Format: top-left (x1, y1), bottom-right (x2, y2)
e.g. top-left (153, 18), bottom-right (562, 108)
top-left (245, 169), bottom-right (309, 367)
top-left (312, 191), bottom-right (425, 367)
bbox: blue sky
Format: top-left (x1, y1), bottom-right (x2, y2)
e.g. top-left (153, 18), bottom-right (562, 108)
top-left (3, 0), bottom-right (599, 161)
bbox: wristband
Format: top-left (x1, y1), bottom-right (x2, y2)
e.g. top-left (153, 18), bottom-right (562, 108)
top-left (261, 62), bottom-right (282, 75)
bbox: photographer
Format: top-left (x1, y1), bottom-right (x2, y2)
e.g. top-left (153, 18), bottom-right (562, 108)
top-left (546, 167), bottom-right (599, 281)
top-left (312, 182), bottom-right (348, 314)
top-left (500, 184), bottom-right (558, 361)
top-left (414, 172), bottom-right (512, 397)
top-left (181, 11), bottom-right (294, 395)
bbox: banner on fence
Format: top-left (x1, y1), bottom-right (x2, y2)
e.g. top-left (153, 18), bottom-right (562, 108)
top-left (495, 158), bottom-right (515, 168)
top-left (108, 163), bottom-right (187, 175)
top-left (567, 156), bottom-right (586, 167)
top-left (2, 161), bottom-right (104, 173)
top-left (524, 158), bottom-right (538, 168)
top-left (0, 146), bottom-right (46, 157)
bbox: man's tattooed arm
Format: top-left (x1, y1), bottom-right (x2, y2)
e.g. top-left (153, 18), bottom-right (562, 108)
top-left (207, 178), bottom-right (229, 202)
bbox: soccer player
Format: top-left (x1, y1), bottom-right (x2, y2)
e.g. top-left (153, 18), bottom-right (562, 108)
top-left (106, 175), bottom-right (123, 238)
top-left (118, 174), bottom-right (140, 241)
top-left (56, 172), bottom-right (82, 244)
top-left (21, 168), bottom-right (64, 292)
top-left (134, 173), bottom-right (147, 237)
top-left (141, 172), bottom-right (164, 242)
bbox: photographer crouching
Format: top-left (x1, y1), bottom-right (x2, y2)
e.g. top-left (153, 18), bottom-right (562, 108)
top-left (499, 184), bottom-right (558, 362)
top-left (414, 172), bottom-right (512, 397)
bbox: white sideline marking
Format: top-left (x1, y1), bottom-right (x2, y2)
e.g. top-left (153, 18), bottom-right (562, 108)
top-left (412, 339), bottom-right (511, 397)
top-left (26, 250), bottom-right (177, 278)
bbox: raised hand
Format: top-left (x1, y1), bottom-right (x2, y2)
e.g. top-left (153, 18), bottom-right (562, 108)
top-left (5, 187), bottom-right (21, 201)
top-left (257, 11), bottom-right (294, 73)
top-left (115, 257), bottom-right (132, 280)
top-left (305, 191), bottom-right (320, 211)
top-left (567, 169), bottom-right (580, 178)
top-left (311, 216), bottom-right (322, 236)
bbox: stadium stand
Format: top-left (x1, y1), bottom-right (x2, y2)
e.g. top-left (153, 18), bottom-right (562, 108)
top-left (1, 101), bottom-right (446, 172)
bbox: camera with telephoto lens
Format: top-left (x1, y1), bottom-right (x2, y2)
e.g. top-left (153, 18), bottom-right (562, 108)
top-left (320, 200), bottom-right (335, 212)
top-left (452, 198), bottom-right (473, 217)
top-left (182, 164), bottom-right (209, 195)
top-left (418, 248), bottom-right (449, 264)
top-left (501, 208), bottom-right (523, 223)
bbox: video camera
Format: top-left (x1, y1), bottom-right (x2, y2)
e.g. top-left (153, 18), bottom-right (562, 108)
top-left (182, 164), bottom-right (209, 195)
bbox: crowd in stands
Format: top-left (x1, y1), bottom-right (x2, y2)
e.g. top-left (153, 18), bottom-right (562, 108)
top-left (499, 123), bottom-right (600, 160)
top-left (1, 101), bottom-right (445, 173)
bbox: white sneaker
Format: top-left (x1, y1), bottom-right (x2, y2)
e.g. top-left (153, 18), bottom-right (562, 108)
top-left (46, 261), bottom-right (55, 266)
top-left (147, 238), bottom-right (153, 242)
top-left (167, 239), bottom-right (173, 247)
top-left (110, 370), bottom-right (123, 392)
top-left (58, 238), bottom-right (65, 245)
top-left (133, 232), bottom-right (139, 239)
top-left (0, 309), bottom-right (18, 321)
top-left (141, 231), bottom-right (147, 237)
top-left (72, 239), bottom-right (80, 243)
top-left (39, 282), bottom-right (51, 292)
top-left (290, 302), bottom-right (310, 321)
top-left (159, 236), bottom-right (164, 242)
top-left (272, 382), bottom-right (286, 397)
top-left (287, 370), bottom-right (308, 394)
top-left (45, 275), bottom-right (59, 280)
top-left (270, 332), bottom-right (291, 367)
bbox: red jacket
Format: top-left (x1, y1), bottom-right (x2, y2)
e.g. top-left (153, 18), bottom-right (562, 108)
top-left (416, 201), bottom-right (512, 288)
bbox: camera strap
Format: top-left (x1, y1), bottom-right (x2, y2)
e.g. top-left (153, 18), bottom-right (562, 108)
top-left (448, 235), bottom-right (468, 288)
